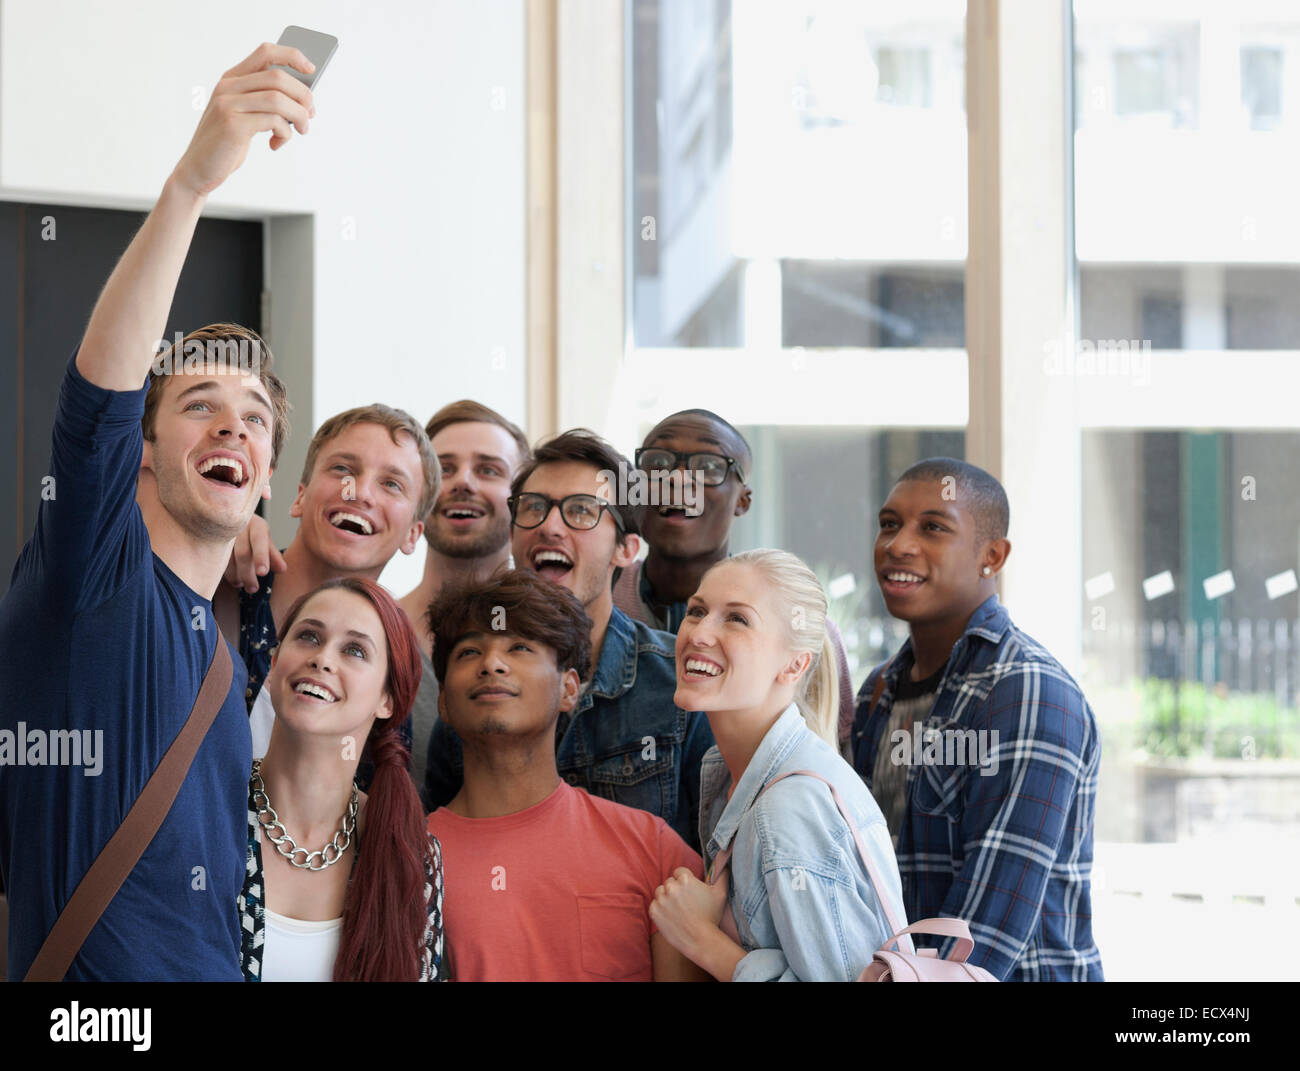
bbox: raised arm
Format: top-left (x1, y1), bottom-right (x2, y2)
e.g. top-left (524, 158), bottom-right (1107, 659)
top-left (76, 43), bottom-right (316, 392)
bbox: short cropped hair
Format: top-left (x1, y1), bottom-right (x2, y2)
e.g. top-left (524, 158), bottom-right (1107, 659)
top-left (649, 408), bottom-right (752, 480)
top-left (896, 457), bottom-right (1009, 544)
top-left (301, 405), bottom-right (441, 520)
top-left (424, 400), bottom-right (531, 470)
top-left (427, 568), bottom-right (592, 686)
top-left (143, 323), bottom-right (291, 468)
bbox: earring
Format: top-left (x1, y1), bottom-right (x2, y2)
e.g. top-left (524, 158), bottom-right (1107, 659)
top-left (982, 566), bottom-right (991, 576)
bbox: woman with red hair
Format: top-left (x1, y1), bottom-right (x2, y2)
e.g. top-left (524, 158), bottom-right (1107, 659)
top-left (237, 577), bottom-right (443, 981)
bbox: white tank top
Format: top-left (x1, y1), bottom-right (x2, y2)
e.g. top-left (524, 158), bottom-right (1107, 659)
top-left (260, 907), bottom-right (343, 982)
top-left (249, 683), bottom-right (275, 759)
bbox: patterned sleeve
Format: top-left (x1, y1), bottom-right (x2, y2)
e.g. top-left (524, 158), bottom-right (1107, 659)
top-left (238, 793), bottom-right (265, 982)
top-left (936, 665), bottom-right (1097, 979)
top-left (420, 832), bottom-right (446, 981)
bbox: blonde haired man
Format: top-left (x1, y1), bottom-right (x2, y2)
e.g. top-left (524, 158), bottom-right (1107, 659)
top-left (215, 405), bottom-right (439, 763)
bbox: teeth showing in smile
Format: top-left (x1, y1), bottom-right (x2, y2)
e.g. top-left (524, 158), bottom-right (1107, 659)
top-left (445, 507), bottom-right (484, 519)
top-left (198, 456), bottom-right (245, 486)
top-left (533, 549), bottom-right (573, 568)
top-left (294, 681), bottom-right (337, 702)
top-left (330, 511), bottom-right (373, 535)
top-left (886, 572), bottom-right (923, 583)
top-left (684, 658), bottom-right (722, 677)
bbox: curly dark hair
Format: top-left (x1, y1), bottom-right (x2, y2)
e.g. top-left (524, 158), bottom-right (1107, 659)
top-left (427, 568), bottom-right (593, 685)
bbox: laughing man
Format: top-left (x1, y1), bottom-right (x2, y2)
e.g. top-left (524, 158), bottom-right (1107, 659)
top-left (0, 43), bottom-right (310, 980)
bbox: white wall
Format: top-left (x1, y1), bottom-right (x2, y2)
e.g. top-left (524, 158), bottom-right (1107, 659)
top-left (0, 0), bottom-right (526, 596)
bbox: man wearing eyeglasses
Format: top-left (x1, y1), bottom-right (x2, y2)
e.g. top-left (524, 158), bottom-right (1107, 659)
top-left (616, 410), bottom-right (753, 635)
top-left (617, 410), bottom-right (857, 751)
top-left (423, 429), bottom-right (714, 852)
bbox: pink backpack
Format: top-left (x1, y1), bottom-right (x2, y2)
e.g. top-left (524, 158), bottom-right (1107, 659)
top-left (711, 768), bottom-right (998, 982)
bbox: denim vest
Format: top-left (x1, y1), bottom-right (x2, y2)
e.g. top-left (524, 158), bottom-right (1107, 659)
top-left (424, 607), bottom-right (714, 851)
top-left (699, 704), bottom-right (906, 981)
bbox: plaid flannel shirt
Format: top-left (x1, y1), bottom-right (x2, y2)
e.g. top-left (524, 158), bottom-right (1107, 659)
top-left (851, 595), bottom-right (1104, 981)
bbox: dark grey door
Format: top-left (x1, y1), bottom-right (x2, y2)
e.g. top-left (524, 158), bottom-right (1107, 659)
top-left (0, 203), bottom-right (263, 595)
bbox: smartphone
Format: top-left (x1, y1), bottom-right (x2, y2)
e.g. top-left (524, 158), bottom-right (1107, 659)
top-left (273, 26), bottom-right (338, 90)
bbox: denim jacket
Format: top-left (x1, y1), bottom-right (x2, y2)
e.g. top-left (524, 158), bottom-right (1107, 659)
top-left (699, 704), bottom-right (906, 982)
top-left (424, 607), bottom-right (714, 851)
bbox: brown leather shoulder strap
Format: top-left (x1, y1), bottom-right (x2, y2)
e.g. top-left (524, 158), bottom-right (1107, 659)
top-left (24, 638), bottom-right (234, 982)
top-left (867, 655), bottom-right (895, 717)
top-left (869, 672), bottom-right (887, 716)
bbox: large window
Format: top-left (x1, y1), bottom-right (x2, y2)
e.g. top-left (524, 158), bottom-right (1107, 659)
top-left (555, 0), bottom-right (1300, 979)
top-left (627, 0), bottom-right (968, 691)
top-left (1075, 0), bottom-right (1300, 980)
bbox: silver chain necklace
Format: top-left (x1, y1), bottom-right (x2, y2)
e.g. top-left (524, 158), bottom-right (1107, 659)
top-left (251, 758), bottom-right (358, 871)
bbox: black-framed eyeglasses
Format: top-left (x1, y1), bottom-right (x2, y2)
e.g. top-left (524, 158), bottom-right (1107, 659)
top-left (634, 447), bottom-right (746, 486)
top-left (509, 492), bottom-right (626, 532)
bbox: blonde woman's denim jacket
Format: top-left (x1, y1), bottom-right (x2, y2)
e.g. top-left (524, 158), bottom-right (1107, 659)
top-left (699, 704), bottom-right (907, 981)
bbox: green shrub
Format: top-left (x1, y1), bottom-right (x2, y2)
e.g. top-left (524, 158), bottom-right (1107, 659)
top-left (1137, 678), bottom-right (1300, 759)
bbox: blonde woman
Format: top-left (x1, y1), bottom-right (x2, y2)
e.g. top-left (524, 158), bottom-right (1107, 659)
top-left (649, 549), bottom-right (906, 981)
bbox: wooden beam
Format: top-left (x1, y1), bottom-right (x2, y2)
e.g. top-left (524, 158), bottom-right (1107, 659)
top-left (526, 0), bottom-right (558, 442)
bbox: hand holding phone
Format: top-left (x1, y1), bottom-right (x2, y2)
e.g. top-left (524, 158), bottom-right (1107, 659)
top-left (273, 26), bottom-right (338, 91)
top-left (172, 42), bottom-right (316, 196)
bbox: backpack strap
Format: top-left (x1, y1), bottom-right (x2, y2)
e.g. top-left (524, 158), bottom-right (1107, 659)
top-left (868, 673), bottom-right (887, 718)
top-left (24, 638), bottom-right (233, 982)
top-left (841, 659), bottom-right (892, 768)
top-left (708, 767), bottom-right (908, 941)
top-left (867, 648), bottom-right (906, 719)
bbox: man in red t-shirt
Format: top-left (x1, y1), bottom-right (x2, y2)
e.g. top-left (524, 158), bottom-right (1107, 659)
top-left (426, 569), bottom-right (708, 981)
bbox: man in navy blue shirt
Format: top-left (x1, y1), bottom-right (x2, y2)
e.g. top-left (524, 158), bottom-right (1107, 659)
top-left (0, 42), bottom-right (315, 980)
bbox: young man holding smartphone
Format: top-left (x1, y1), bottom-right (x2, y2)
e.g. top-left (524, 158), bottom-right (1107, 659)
top-left (0, 42), bottom-right (314, 980)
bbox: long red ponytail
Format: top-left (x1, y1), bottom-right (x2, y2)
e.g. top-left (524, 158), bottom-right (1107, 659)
top-left (278, 577), bottom-right (432, 982)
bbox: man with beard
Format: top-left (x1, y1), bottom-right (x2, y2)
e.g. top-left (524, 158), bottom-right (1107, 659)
top-left (398, 401), bottom-right (530, 798)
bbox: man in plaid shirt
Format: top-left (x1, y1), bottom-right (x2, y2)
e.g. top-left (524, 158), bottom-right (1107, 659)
top-left (851, 459), bottom-right (1103, 981)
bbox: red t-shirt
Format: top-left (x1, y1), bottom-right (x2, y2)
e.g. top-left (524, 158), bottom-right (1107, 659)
top-left (428, 781), bottom-right (702, 981)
